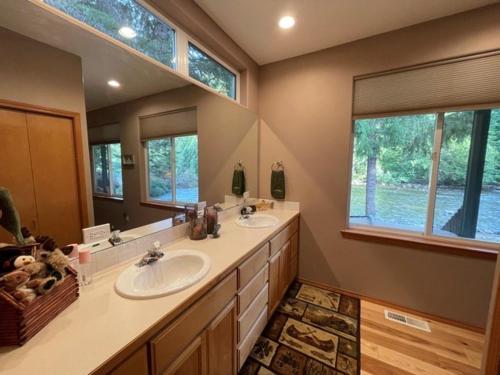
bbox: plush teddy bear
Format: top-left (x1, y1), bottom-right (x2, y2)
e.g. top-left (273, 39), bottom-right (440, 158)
top-left (0, 270), bottom-right (37, 305)
top-left (13, 255), bottom-right (35, 269)
top-left (17, 260), bottom-right (48, 279)
top-left (0, 245), bottom-right (33, 275)
top-left (33, 236), bottom-right (71, 283)
top-left (26, 276), bottom-right (57, 295)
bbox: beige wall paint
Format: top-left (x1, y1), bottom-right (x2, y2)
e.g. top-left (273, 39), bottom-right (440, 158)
top-left (148, 0), bottom-right (259, 111)
top-left (87, 84), bottom-right (258, 230)
top-left (258, 5), bottom-right (500, 327)
top-left (0, 26), bottom-right (93, 225)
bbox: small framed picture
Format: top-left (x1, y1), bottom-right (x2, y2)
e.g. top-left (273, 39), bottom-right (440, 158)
top-left (122, 154), bottom-right (135, 166)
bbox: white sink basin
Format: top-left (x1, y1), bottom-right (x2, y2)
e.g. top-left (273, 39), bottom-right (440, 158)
top-left (236, 213), bottom-right (280, 228)
top-left (115, 249), bottom-right (211, 299)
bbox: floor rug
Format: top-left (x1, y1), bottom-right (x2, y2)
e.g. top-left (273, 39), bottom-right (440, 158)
top-left (239, 281), bottom-right (360, 375)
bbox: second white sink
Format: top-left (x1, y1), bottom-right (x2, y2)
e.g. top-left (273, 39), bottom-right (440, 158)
top-left (236, 213), bottom-right (279, 228)
top-left (115, 249), bottom-right (211, 299)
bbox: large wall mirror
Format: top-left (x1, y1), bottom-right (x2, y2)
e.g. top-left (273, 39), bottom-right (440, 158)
top-left (0, 0), bottom-right (258, 245)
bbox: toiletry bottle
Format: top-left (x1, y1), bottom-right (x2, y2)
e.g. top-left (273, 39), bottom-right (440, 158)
top-left (78, 248), bottom-right (93, 285)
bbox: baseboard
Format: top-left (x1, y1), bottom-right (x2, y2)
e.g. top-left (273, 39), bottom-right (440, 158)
top-left (297, 277), bottom-right (486, 334)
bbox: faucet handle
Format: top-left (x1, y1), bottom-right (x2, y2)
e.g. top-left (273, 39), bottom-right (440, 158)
top-left (153, 241), bottom-right (161, 250)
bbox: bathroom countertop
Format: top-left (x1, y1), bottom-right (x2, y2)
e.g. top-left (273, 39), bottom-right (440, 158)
top-left (0, 208), bottom-right (299, 375)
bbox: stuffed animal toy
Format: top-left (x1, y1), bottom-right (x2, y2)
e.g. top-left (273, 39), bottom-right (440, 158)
top-left (21, 227), bottom-right (36, 244)
top-left (0, 245), bottom-right (33, 275)
top-left (17, 260), bottom-right (48, 279)
top-left (0, 270), bottom-right (37, 305)
top-left (0, 187), bottom-right (24, 245)
top-left (13, 255), bottom-right (35, 269)
top-left (45, 248), bottom-right (70, 282)
top-left (27, 276), bottom-right (57, 295)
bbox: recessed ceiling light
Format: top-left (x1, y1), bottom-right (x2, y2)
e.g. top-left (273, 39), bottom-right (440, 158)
top-left (279, 16), bottom-right (295, 29)
top-left (118, 26), bottom-right (137, 39)
top-left (107, 80), bottom-right (121, 88)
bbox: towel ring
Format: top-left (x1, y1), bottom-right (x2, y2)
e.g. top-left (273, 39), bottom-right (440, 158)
top-left (272, 160), bottom-right (284, 171)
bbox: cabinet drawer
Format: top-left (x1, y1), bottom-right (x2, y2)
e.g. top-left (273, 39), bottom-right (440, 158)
top-left (238, 283), bottom-right (268, 343)
top-left (237, 306), bottom-right (268, 370)
top-left (238, 264), bottom-right (268, 314)
top-left (270, 218), bottom-right (298, 256)
top-left (151, 271), bottom-right (237, 375)
top-left (238, 243), bottom-right (269, 289)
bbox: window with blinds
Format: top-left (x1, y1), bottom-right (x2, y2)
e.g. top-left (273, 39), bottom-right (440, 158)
top-left (140, 108), bottom-right (199, 204)
top-left (349, 52), bottom-right (500, 245)
top-left (353, 52), bottom-right (500, 117)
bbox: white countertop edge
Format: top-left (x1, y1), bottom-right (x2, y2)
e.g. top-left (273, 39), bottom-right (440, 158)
top-left (0, 208), bottom-right (299, 375)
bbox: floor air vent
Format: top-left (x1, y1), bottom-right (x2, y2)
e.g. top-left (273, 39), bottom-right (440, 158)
top-left (384, 310), bottom-right (431, 332)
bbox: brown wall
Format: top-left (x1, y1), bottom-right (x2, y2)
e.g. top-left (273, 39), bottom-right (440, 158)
top-left (258, 5), bottom-right (500, 327)
top-left (87, 84), bottom-right (258, 230)
top-left (0, 26), bottom-right (93, 224)
top-left (148, 0), bottom-right (259, 111)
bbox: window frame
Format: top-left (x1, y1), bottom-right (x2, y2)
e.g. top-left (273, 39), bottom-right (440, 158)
top-left (40, 0), bottom-right (241, 102)
top-left (346, 106), bottom-right (500, 253)
top-left (143, 132), bottom-right (199, 206)
top-left (185, 40), bottom-right (239, 101)
top-left (90, 142), bottom-right (123, 200)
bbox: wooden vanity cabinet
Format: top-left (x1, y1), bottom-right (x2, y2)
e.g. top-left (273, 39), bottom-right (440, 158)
top-left (268, 250), bottom-right (281, 316)
top-left (109, 346), bottom-right (149, 375)
top-left (268, 220), bottom-right (299, 317)
top-left (151, 272), bottom-right (237, 375)
top-left (101, 216), bottom-right (299, 375)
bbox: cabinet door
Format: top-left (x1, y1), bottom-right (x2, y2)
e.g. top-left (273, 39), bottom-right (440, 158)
top-left (109, 346), bottom-right (149, 375)
top-left (289, 232), bottom-right (299, 284)
top-left (0, 108), bottom-right (38, 242)
top-left (268, 250), bottom-right (281, 317)
top-left (26, 113), bottom-right (82, 244)
top-left (164, 334), bottom-right (207, 375)
top-left (279, 241), bottom-right (291, 296)
top-left (207, 299), bottom-right (237, 375)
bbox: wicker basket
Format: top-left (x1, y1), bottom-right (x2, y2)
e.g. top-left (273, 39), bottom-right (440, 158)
top-left (0, 267), bottom-right (79, 346)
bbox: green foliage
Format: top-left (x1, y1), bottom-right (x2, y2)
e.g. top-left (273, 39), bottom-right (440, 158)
top-left (175, 135), bottom-right (199, 189)
top-left (147, 136), bottom-right (199, 201)
top-left (188, 44), bottom-right (236, 99)
top-left (353, 114), bottom-right (436, 184)
top-left (353, 110), bottom-right (500, 187)
top-left (45, 0), bottom-right (175, 67)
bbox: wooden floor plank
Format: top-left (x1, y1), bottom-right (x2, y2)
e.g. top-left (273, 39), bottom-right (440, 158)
top-left (361, 354), bottom-right (415, 375)
top-left (360, 300), bottom-right (484, 375)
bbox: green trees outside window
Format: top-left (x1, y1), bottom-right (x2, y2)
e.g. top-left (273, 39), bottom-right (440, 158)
top-left (146, 134), bottom-right (198, 204)
top-left (188, 43), bottom-right (236, 99)
top-left (45, 0), bottom-right (176, 68)
top-left (91, 143), bottom-right (123, 198)
top-left (350, 110), bottom-right (500, 243)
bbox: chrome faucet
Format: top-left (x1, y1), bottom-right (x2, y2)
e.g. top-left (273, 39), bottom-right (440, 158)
top-left (136, 241), bottom-right (164, 267)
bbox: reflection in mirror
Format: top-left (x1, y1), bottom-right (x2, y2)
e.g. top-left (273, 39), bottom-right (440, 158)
top-left (0, 0), bottom-right (258, 247)
top-left (88, 83), bottom-right (258, 233)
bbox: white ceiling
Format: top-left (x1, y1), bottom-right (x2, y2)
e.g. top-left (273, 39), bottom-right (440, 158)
top-left (195, 0), bottom-right (498, 65)
top-left (0, 0), bottom-right (189, 111)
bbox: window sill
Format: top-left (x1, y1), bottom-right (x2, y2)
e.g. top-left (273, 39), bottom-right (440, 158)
top-left (93, 195), bottom-right (123, 202)
top-left (341, 228), bottom-right (498, 260)
top-left (140, 201), bottom-right (187, 212)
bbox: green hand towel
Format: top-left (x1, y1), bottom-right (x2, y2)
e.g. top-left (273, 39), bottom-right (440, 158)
top-left (232, 169), bottom-right (246, 196)
top-left (271, 170), bottom-right (286, 200)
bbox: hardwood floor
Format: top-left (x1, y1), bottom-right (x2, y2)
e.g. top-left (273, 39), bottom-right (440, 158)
top-left (361, 300), bottom-right (485, 375)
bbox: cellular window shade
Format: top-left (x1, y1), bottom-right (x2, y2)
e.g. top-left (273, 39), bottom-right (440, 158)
top-left (88, 123), bottom-right (120, 144)
top-left (140, 108), bottom-right (197, 140)
top-left (353, 52), bottom-right (500, 116)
